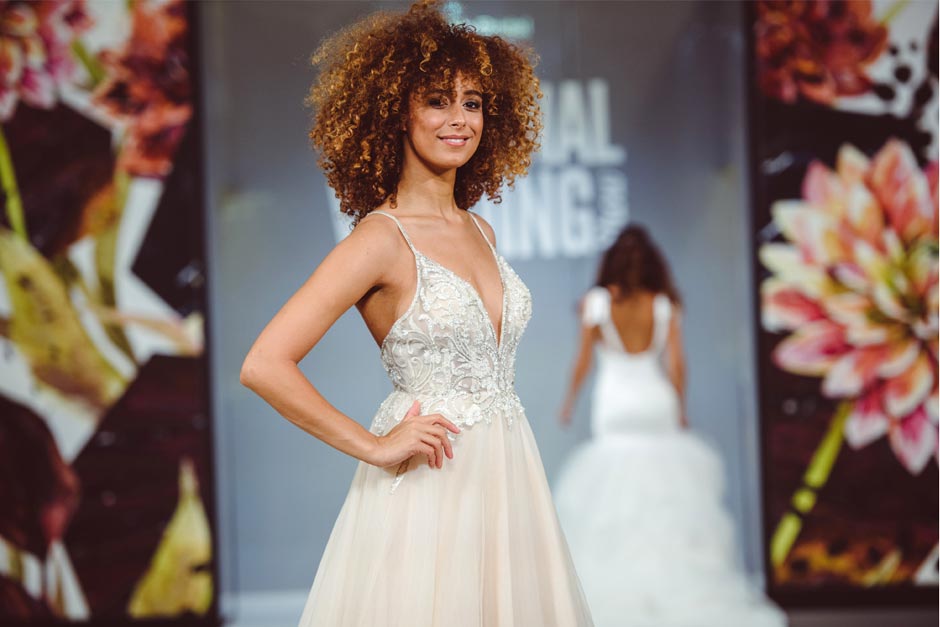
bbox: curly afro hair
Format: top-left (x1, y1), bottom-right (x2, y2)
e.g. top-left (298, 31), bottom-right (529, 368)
top-left (306, 0), bottom-right (542, 224)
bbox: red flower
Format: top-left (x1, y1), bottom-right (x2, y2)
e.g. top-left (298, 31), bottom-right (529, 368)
top-left (91, 0), bottom-right (191, 178)
top-left (755, 0), bottom-right (888, 105)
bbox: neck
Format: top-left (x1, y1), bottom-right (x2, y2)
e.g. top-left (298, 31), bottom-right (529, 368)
top-left (395, 158), bottom-right (462, 221)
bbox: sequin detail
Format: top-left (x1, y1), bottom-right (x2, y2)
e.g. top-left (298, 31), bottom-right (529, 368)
top-left (367, 211), bottom-right (532, 492)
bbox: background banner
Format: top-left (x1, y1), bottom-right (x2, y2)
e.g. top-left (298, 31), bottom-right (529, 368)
top-left (747, 0), bottom-right (939, 606)
top-left (0, 0), bottom-right (217, 623)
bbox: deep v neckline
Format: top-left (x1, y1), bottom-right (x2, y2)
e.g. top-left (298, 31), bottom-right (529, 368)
top-left (370, 209), bottom-right (507, 352)
top-left (416, 249), bottom-right (506, 352)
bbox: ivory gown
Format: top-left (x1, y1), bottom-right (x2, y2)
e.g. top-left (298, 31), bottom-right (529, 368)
top-left (298, 211), bottom-right (594, 627)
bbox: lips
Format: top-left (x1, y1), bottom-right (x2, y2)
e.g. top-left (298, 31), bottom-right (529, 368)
top-left (440, 136), bottom-right (470, 146)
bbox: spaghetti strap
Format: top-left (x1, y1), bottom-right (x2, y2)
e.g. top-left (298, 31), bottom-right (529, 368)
top-left (468, 212), bottom-right (497, 255)
top-left (369, 211), bottom-right (421, 348)
top-left (370, 210), bottom-right (417, 253)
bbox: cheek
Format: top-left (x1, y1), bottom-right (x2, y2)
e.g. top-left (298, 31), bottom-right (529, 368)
top-left (472, 117), bottom-right (484, 141)
top-left (415, 108), bottom-right (447, 127)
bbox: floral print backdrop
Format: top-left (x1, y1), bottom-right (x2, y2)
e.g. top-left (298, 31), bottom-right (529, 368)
top-left (0, 0), bottom-right (215, 622)
top-left (750, 0), bottom-right (938, 605)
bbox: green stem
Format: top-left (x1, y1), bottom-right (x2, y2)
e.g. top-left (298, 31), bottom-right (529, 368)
top-left (71, 40), bottom-right (107, 87)
top-left (880, 0), bottom-right (910, 25)
top-left (0, 125), bottom-right (26, 241)
top-left (770, 400), bottom-right (852, 568)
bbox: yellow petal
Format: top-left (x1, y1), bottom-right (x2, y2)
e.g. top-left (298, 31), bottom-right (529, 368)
top-left (760, 243), bottom-right (837, 299)
top-left (773, 202), bottom-right (849, 265)
top-left (844, 183), bottom-right (884, 245)
top-left (836, 143), bottom-right (871, 187)
top-left (127, 458), bottom-right (213, 617)
top-left (0, 229), bottom-right (126, 409)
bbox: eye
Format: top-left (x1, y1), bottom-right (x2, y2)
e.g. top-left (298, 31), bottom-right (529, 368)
top-left (464, 100), bottom-right (482, 111)
top-left (428, 96), bottom-right (448, 108)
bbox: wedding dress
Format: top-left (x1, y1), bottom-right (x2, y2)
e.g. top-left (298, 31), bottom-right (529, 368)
top-left (553, 286), bottom-right (786, 627)
top-left (297, 210), bottom-right (594, 626)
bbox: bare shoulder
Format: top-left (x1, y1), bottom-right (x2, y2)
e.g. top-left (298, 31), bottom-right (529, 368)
top-left (469, 211), bottom-right (497, 248)
top-left (339, 211), bottom-right (407, 263)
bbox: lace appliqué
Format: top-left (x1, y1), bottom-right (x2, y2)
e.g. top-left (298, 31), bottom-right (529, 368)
top-left (366, 211), bottom-right (532, 494)
top-left (374, 254), bottom-right (531, 435)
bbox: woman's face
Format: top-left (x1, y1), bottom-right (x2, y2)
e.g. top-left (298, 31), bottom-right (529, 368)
top-left (403, 73), bottom-right (484, 174)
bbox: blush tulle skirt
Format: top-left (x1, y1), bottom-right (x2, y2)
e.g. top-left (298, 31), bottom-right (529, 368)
top-left (297, 402), bottom-right (594, 627)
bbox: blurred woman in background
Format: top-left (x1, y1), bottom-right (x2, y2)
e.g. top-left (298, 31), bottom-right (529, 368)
top-left (555, 224), bottom-right (786, 627)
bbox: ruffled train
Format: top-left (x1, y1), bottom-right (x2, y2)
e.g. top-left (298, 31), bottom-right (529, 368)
top-left (553, 431), bottom-right (786, 627)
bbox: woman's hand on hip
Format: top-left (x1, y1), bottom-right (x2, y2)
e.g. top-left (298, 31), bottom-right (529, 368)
top-left (368, 400), bottom-right (461, 469)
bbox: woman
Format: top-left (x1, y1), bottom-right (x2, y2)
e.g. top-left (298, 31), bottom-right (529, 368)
top-left (239, 2), bottom-right (593, 625)
top-left (554, 225), bottom-right (785, 627)
top-left (559, 225), bottom-right (687, 435)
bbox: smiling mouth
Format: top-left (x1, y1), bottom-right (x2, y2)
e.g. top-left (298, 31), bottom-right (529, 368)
top-left (440, 137), bottom-right (469, 146)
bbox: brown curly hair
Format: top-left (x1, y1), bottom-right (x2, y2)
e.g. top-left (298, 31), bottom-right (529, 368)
top-left (306, 0), bottom-right (542, 224)
top-left (596, 224), bottom-right (682, 306)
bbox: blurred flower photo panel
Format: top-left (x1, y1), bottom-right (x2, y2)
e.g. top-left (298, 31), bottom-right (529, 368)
top-left (0, 0), bottom-right (217, 624)
top-left (749, 0), bottom-right (938, 607)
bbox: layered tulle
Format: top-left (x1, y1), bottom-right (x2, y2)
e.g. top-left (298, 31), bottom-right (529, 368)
top-left (298, 406), bottom-right (594, 627)
top-left (298, 211), bottom-right (592, 625)
top-left (553, 432), bottom-right (786, 627)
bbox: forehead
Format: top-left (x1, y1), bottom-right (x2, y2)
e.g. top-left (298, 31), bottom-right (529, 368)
top-left (414, 72), bottom-right (483, 96)
top-left (452, 73), bottom-right (482, 91)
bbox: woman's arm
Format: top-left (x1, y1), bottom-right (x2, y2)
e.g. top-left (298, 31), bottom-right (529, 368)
top-left (559, 302), bottom-right (598, 427)
top-left (664, 306), bottom-right (688, 428)
top-left (240, 219), bottom-right (456, 466)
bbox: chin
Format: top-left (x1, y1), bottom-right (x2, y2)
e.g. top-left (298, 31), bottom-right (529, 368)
top-left (430, 156), bottom-right (474, 172)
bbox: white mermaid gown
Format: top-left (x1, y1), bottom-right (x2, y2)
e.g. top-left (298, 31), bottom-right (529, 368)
top-left (553, 287), bottom-right (786, 627)
top-left (298, 211), bottom-right (594, 626)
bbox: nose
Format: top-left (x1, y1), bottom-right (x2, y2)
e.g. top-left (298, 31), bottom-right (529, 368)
top-left (449, 103), bottom-right (466, 128)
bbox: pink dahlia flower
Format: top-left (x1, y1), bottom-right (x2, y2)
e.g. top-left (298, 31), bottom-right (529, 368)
top-left (760, 139), bottom-right (939, 474)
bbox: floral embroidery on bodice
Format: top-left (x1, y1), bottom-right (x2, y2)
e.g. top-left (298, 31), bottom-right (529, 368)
top-left (368, 210), bottom-right (532, 439)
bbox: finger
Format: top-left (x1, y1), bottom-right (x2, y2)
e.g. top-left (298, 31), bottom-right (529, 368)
top-left (441, 431), bottom-right (454, 460)
top-left (419, 438), bottom-right (437, 468)
top-left (423, 434), bottom-right (444, 469)
top-left (405, 400), bottom-right (421, 419)
top-left (435, 426), bottom-right (454, 459)
top-left (433, 415), bottom-right (461, 434)
top-left (419, 443), bottom-right (435, 468)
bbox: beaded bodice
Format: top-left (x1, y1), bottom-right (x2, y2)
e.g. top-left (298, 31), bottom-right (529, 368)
top-left (368, 210), bottom-right (532, 438)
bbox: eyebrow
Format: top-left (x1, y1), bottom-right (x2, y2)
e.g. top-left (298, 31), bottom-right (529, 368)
top-left (425, 88), bottom-right (484, 98)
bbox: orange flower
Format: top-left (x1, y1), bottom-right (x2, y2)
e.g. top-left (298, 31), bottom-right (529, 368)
top-left (91, 0), bottom-right (191, 178)
top-left (755, 0), bottom-right (888, 105)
